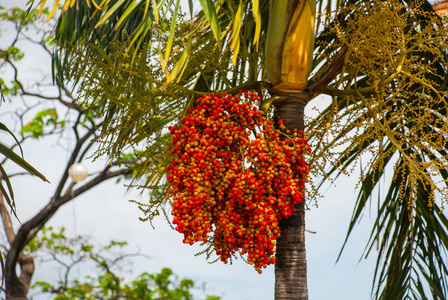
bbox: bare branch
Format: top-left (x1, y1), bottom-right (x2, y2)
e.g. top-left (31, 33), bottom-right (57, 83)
top-left (53, 121), bottom-right (97, 199)
top-left (5, 165), bottom-right (133, 286)
top-left (0, 192), bottom-right (15, 245)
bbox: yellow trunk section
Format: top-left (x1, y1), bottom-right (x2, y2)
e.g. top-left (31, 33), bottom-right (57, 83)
top-left (277, 0), bottom-right (315, 92)
top-left (266, 0), bottom-right (316, 93)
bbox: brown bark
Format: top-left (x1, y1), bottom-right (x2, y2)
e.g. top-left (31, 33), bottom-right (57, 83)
top-left (6, 253), bottom-right (34, 300)
top-left (274, 94), bottom-right (308, 300)
top-left (0, 192), bottom-right (15, 245)
top-left (0, 192), bottom-right (33, 299)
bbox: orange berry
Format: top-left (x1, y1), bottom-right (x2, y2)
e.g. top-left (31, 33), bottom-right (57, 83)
top-left (166, 91), bottom-right (310, 273)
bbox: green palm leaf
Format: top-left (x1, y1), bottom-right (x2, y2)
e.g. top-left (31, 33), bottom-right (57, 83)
top-left (0, 121), bottom-right (48, 217)
top-left (308, 1), bottom-right (448, 298)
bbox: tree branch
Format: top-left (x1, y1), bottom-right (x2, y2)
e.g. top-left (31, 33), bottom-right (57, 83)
top-left (5, 166), bottom-right (133, 296)
top-left (0, 191), bottom-right (16, 245)
top-left (53, 121), bottom-right (97, 199)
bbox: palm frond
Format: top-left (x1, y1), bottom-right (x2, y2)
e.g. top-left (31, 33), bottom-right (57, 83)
top-left (307, 1), bottom-right (448, 298)
top-left (45, 0), bottom-right (269, 90)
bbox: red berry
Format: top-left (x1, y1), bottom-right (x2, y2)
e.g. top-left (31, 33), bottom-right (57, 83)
top-left (166, 91), bottom-right (310, 272)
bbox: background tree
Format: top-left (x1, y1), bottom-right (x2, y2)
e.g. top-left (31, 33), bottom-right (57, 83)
top-left (0, 6), bottom-right (138, 298)
top-left (24, 226), bottom-right (219, 300)
top-left (0, 7), bottom-right (48, 235)
top-left (30, 0), bottom-right (448, 299)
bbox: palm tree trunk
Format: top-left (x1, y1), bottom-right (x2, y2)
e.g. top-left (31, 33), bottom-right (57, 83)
top-left (274, 95), bottom-right (308, 300)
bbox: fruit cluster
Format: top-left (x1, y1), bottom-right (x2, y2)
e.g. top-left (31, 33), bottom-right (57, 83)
top-left (166, 91), bottom-right (310, 273)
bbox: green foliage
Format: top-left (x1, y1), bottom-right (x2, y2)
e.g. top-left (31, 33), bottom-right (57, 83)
top-left (58, 1), bottom-right (272, 226)
top-left (25, 226), bottom-right (88, 254)
top-left (0, 6), bottom-right (46, 26)
top-left (0, 6), bottom-right (52, 98)
top-left (0, 4), bottom-right (50, 234)
top-left (50, 0), bottom-right (268, 84)
top-left (4, 46), bottom-right (24, 61)
top-left (20, 108), bottom-right (65, 138)
top-left (28, 227), bottom-right (220, 300)
top-left (59, 21), bottom-right (205, 219)
top-left (0, 78), bottom-right (21, 96)
top-left (308, 0), bottom-right (448, 298)
top-left (35, 269), bottom-right (215, 300)
top-left (312, 0), bottom-right (448, 206)
top-left (0, 121), bottom-right (48, 216)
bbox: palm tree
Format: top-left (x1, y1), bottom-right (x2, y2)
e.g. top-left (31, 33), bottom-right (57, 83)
top-left (32, 0), bottom-right (448, 299)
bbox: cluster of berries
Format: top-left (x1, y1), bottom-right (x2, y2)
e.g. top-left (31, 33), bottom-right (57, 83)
top-left (166, 91), bottom-right (310, 273)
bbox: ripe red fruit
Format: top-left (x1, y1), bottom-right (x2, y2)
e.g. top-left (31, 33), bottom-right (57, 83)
top-left (166, 92), bottom-right (310, 272)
